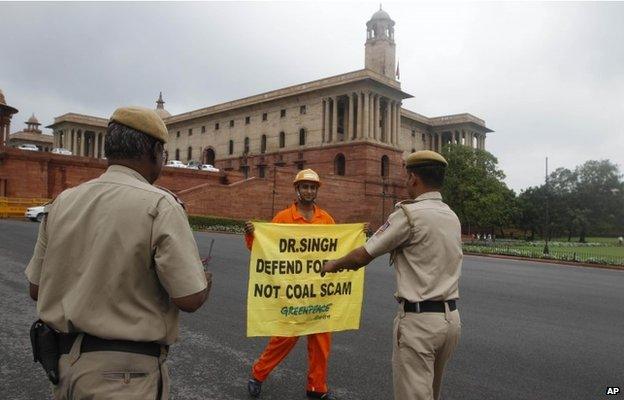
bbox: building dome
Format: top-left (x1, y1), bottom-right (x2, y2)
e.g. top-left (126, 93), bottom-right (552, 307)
top-left (155, 92), bottom-right (171, 119)
top-left (0, 89), bottom-right (6, 106)
top-left (27, 113), bottom-right (40, 125)
top-left (370, 8), bottom-right (391, 21)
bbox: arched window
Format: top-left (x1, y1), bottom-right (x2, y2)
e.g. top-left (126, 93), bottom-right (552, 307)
top-left (204, 148), bottom-right (215, 165)
top-left (229, 140), bottom-right (234, 155)
top-left (334, 153), bottom-right (346, 176)
top-left (279, 131), bottom-right (285, 148)
top-left (175, 148), bottom-right (180, 160)
top-left (299, 128), bottom-right (306, 146)
top-left (381, 155), bottom-right (389, 178)
top-left (261, 135), bottom-right (267, 154)
top-left (187, 146), bottom-right (193, 161)
top-left (244, 137), bottom-right (250, 154)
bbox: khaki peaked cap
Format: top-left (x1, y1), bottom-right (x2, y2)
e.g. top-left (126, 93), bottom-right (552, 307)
top-left (405, 150), bottom-right (448, 168)
top-left (109, 106), bottom-right (169, 143)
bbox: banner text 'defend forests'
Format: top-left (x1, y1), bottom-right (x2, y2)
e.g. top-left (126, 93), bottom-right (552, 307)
top-left (247, 223), bottom-right (366, 337)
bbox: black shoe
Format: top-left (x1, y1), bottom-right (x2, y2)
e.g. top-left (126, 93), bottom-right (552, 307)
top-left (248, 378), bottom-right (262, 398)
top-left (306, 390), bottom-right (336, 400)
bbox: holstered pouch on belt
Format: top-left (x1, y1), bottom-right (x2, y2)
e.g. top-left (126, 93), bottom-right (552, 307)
top-left (30, 320), bottom-right (60, 385)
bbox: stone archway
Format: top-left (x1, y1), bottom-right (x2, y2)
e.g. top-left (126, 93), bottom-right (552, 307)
top-left (203, 147), bottom-right (215, 165)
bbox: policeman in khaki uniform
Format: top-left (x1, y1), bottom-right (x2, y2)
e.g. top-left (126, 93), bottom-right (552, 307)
top-left (322, 150), bottom-right (462, 400)
top-left (26, 106), bottom-right (211, 399)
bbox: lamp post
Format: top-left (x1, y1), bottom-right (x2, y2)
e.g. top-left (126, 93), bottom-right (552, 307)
top-left (543, 157), bottom-right (550, 254)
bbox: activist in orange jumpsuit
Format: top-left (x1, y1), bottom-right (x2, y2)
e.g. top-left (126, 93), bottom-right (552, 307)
top-left (244, 169), bottom-right (337, 400)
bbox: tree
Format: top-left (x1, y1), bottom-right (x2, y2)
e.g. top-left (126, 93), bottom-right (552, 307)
top-left (441, 145), bottom-right (517, 235)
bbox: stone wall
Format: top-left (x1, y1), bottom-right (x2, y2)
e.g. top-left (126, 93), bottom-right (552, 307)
top-left (0, 146), bottom-right (407, 227)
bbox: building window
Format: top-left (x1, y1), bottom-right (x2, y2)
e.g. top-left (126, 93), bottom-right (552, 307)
top-left (187, 146), bottom-right (193, 161)
top-left (381, 155), bottom-right (389, 177)
top-left (188, 128), bottom-right (193, 136)
top-left (295, 161), bottom-right (304, 170)
top-left (229, 120), bottom-right (234, 128)
top-left (262, 113), bottom-right (268, 121)
top-left (215, 123), bottom-right (220, 130)
top-left (411, 129), bottom-right (416, 137)
top-left (334, 153), bottom-right (346, 176)
top-left (258, 165), bottom-right (266, 178)
top-left (244, 137), bottom-right (250, 154)
top-left (176, 131), bottom-right (180, 138)
top-left (299, 128), bottom-right (306, 146)
top-left (245, 116), bottom-right (250, 125)
top-left (280, 109), bottom-right (286, 118)
top-left (421, 133), bottom-right (425, 142)
top-left (412, 148), bottom-right (416, 152)
top-left (280, 132), bottom-right (286, 149)
top-left (261, 135), bottom-right (267, 154)
top-left (300, 105), bottom-right (307, 115)
top-left (175, 148), bottom-right (180, 160)
top-left (229, 140), bottom-right (234, 155)
top-left (202, 126), bottom-right (206, 133)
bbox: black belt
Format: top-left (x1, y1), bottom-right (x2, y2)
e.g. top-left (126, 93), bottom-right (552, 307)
top-left (58, 333), bottom-right (163, 358)
top-left (403, 300), bottom-right (457, 313)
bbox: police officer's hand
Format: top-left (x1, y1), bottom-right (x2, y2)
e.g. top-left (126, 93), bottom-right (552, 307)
top-left (244, 221), bottom-right (255, 235)
top-left (321, 260), bottom-right (342, 277)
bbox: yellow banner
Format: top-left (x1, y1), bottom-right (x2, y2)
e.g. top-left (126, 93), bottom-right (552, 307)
top-left (247, 223), bottom-right (366, 337)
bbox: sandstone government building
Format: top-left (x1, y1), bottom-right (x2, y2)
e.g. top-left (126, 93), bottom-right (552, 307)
top-left (42, 8), bottom-right (492, 180)
top-left (0, 8), bottom-right (493, 224)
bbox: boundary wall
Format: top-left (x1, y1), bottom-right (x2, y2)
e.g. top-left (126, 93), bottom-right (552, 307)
top-left (0, 146), bottom-right (407, 227)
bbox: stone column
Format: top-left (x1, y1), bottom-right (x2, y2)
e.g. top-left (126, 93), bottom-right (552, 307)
top-left (72, 130), bottom-right (77, 154)
top-left (376, 95), bottom-right (382, 141)
top-left (331, 96), bottom-right (338, 143)
top-left (348, 93), bottom-right (355, 140)
top-left (396, 101), bottom-right (402, 147)
top-left (323, 98), bottom-right (330, 143)
top-left (362, 92), bottom-right (370, 139)
top-left (95, 132), bottom-right (100, 158)
top-left (372, 95), bottom-right (378, 141)
top-left (357, 92), bottom-right (364, 139)
top-left (81, 133), bottom-right (86, 156)
top-left (380, 100), bottom-right (394, 143)
top-left (102, 132), bottom-right (106, 156)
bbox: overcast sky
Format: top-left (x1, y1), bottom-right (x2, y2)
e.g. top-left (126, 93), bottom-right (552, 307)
top-left (1, 1), bottom-right (622, 191)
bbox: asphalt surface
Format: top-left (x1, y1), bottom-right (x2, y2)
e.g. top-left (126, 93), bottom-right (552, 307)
top-left (0, 218), bottom-right (622, 400)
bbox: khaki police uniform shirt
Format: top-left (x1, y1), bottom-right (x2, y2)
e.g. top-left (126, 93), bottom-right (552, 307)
top-left (25, 165), bottom-right (208, 345)
top-left (364, 191), bottom-right (462, 302)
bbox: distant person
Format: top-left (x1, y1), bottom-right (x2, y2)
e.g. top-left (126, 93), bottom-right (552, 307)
top-left (618, 236), bottom-right (623, 246)
top-left (26, 106), bottom-right (211, 399)
top-left (244, 169), bottom-right (338, 400)
top-left (322, 150), bottom-right (462, 400)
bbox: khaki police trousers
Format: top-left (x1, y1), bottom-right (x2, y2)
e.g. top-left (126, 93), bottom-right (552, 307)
top-left (392, 304), bottom-right (461, 400)
top-left (53, 334), bottom-right (169, 400)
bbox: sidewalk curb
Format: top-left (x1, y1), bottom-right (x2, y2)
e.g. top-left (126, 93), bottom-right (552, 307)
top-left (464, 252), bottom-right (624, 271)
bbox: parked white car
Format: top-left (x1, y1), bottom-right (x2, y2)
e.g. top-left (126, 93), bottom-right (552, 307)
top-left (25, 206), bottom-right (46, 222)
top-left (52, 147), bottom-right (72, 155)
top-left (17, 144), bottom-right (39, 151)
top-left (200, 164), bottom-right (220, 172)
top-left (165, 160), bottom-right (187, 168)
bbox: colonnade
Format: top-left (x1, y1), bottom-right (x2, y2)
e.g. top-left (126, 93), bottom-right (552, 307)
top-left (422, 129), bottom-right (486, 152)
top-left (322, 92), bottom-right (401, 146)
top-left (54, 129), bottom-right (106, 158)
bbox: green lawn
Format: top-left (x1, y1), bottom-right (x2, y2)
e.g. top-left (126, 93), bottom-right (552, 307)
top-left (464, 238), bottom-right (624, 266)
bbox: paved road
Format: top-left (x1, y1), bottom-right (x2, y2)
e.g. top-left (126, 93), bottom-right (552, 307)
top-left (1, 218), bottom-right (622, 399)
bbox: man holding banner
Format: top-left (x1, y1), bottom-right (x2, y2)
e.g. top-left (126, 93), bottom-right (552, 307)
top-left (244, 169), bottom-right (343, 400)
top-left (322, 150), bottom-right (462, 400)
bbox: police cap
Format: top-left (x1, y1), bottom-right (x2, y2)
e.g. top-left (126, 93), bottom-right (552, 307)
top-left (109, 106), bottom-right (169, 143)
top-left (405, 150), bottom-right (448, 168)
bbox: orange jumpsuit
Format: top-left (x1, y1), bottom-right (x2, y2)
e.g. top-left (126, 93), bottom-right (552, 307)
top-left (245, 203), bottom-right (335, 394)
